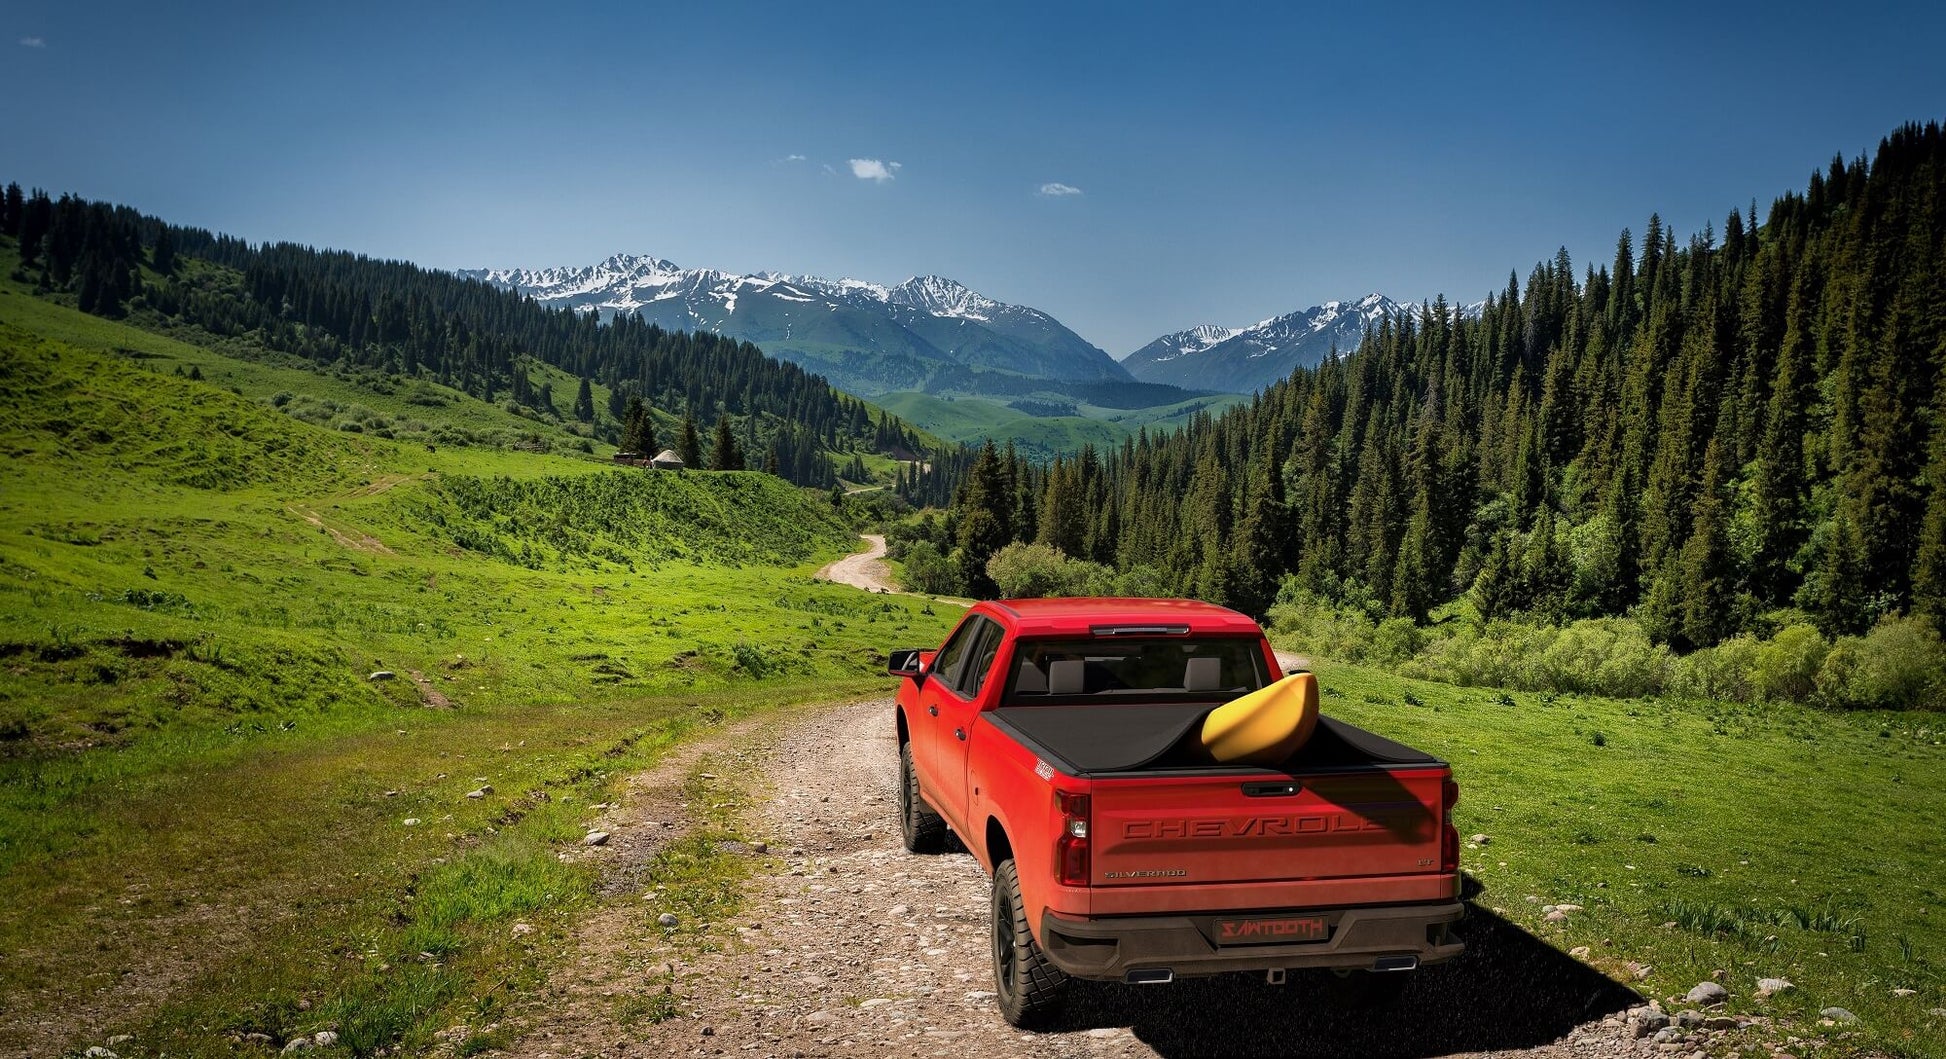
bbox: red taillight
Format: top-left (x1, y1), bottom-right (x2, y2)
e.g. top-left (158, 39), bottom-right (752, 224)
top-left (1056, 791), bottom-right (1090, 887)
top-left (1440, 777), bottom-right (1461, 873)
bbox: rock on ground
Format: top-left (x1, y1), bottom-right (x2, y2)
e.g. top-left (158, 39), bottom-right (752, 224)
top-left (488, 699), bottom-right (1804, 1059)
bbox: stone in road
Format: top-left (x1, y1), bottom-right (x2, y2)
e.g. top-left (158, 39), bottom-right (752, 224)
top-left (506, 700), bottom-right (1723, 1059)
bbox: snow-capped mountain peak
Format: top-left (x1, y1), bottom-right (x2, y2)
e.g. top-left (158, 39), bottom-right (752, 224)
top-left (1122, 293), bottom-right (1413, 393)
top-left (885, 275), bottom-right (1000, 322)
top-left (457, 253), bottom-right (1131, 396)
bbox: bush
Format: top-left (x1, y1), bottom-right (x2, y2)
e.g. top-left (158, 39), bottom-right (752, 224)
top-left (985, 542), bottom-right (1109, 598)
top-left (1816, 616), bottom-right (1946, 709)
top-left (1110, 564), bottom-right (1172, 598)
top-left (1367, 617), bottom-right (1424, 667)
top-left (1673, 634), bottom-right (1765, 702)
top-left (1532, 619), bottom-right (1673, 698)
top-left (897, 541), bottom-right (959, 595)
top-left (1751, 623), bottom-right (1828, 702)
top-left (1266, 600), bottom-right (1378, 664)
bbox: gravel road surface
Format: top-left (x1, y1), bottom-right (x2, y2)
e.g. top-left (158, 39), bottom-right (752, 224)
top-left (498, 700), bottom-right (1807, 1059)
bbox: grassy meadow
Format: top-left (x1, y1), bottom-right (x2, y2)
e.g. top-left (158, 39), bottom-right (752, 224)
top-left (1293, 655), bottom-right (1945, 1056)
top-left (0, 287), bottom-right (959, 1055)
top-left (4, 266), bottom-right (1942, 1059)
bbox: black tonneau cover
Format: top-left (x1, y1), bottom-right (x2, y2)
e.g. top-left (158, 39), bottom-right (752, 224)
top-left (985, 705), bottom-right (1438, 776)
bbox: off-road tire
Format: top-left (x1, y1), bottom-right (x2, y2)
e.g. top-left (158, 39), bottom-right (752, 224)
top-left (991, 858), bottom-right (1070, 1027)
top-left (898, 741), bottom-right (946, 854)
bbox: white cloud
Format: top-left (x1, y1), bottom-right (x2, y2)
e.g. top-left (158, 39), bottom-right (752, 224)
top-left (784, 153), bottom-right (805, 162)
top-left (849, 158), bottom-right (902, 183)
top-left (1038, 182), bottom-right (1083, 197)
top-left (19, 36), bottom-right (45, 48)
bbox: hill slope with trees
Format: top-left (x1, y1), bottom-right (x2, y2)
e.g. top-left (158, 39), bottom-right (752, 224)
top-left (924, 122), bottom-right (1945, 694)
top-left (0, 186), bottom-right (938, 488)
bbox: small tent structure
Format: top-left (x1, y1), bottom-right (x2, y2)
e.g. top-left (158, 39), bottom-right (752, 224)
top-left (649, 448), bottom-right (685, 470)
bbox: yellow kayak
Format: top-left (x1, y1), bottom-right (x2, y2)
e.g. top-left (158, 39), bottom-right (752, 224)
top-left (1198, 672), bottom-right (1320, 767)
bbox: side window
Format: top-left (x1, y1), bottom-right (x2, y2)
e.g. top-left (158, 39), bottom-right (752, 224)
top-left (929, 617), bottom-right (983, 693)
top-left (962, 621), bottom-right (1006, 698)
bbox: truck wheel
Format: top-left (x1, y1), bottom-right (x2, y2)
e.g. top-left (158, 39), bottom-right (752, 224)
top-left (991, 858), bottom-right (1069, 1027)
top-left (898, 742), bottom-right (946, 854)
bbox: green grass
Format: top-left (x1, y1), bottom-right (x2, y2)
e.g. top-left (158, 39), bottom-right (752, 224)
top-left (874, 390), bottom-right (1129, 457)
top-left (1075, 391), bottom-right (1250, 433)
top-left (1294, 657), bottom-right (1945, 1056)
top-left (0, 271), bottom-right (628, 463)
top-left (0, 292), bottom-right (960, 1055)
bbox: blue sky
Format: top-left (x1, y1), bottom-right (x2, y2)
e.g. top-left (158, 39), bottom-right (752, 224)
top-left (6, 1), bottom-right (1944, 354)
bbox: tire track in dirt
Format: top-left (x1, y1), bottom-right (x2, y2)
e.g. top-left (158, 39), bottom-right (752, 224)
top-left (498, 700), bottom-right (1792, 1059)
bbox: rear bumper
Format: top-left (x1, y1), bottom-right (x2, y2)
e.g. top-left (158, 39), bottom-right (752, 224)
top-left (1037, 901), bottom-right (1465, 981)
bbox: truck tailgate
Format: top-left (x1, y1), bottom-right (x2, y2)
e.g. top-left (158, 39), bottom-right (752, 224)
top-left (1088, 767), bottom-right (1446, 887)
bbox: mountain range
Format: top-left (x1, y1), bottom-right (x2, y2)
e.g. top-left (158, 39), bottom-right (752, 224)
top-left (458, 255), bottom-right (1130, 397)
top-left (462, 255), bottom-right (1436, 400)
top-left (1119, 293), bottom-right (1416, 393)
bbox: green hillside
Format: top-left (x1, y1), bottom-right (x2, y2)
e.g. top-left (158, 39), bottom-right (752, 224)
top-left (0, 293), bottom-right (959, 1054)
top-left (875, 390), bottom-right (1128, 458)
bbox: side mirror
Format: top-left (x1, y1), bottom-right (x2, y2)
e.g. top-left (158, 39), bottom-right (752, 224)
top-left (887, 648), bottom-right (927, 680)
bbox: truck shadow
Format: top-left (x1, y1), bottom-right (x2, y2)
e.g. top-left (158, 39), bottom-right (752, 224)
top-left (1052, 904), bottom-right (1640, 1058)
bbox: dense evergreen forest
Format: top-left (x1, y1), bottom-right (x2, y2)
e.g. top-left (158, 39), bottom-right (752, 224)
top-left (0, 185), bottom-right (933, 487)
top-left (926, 122), bottom-right (1945, 648)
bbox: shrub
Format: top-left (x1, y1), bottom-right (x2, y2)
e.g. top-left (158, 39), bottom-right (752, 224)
top-left (1673, 634), bottom-right (1765, 702)
top-left (1528, 618), bottom-right (1671, 697)
top-left (1751, 622), bottom-right (1828, 702)
top-left (1367, 617), bottom-right (1424, 667)
top-left (1816, 616), bottom-right (1946, 709)
top-left (1404, 621), bottom-right (1552, 689)
top-left (985, 542), bottom-right (1109, 598)
top-left (1266, 600), bottom-right (1378, 664)
top-left (1110, 564), bottom-right (1172, 598)
top-left (897, 541), bottom-right (959, 595)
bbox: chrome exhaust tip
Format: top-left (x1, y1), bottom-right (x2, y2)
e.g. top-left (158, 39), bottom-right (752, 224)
top-left (1124, 967), bottom-right (1174, 985)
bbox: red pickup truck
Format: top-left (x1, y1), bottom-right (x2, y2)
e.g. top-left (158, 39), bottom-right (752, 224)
top-left (888, 598), bottom-right (1463, 1026)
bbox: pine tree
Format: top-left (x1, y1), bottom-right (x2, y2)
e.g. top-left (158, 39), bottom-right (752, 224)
top-left (573, 376), bottom-right (595, 422)
top-left (709, 417), bottom-right (743, 471)
top-left (954, 442), bottom-right (1011, 599)
top-left (1470, 534), bottom-right (1517, 622)
top-left (1232, 464), bottom-right (1288, 620)
top-left (1674, 440), bottom-right (1735, 648)
top-left (620, 396), bottom-right (648, 454)
top-left (1519, 509), bottom-right (1572, 623)
top-left (151, 224), bottom-right (176, 275)
top-left (1800, 515), bottom-right (1873, 638)
top-left (678, 415), bottom-right (702, 468)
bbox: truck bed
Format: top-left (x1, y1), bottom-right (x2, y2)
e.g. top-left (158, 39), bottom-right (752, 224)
top-left (985, 705), bottom-right (1438, 776)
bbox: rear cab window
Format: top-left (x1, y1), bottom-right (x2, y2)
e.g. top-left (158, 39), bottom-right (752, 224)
top-left (1001, 635), bottom-right (1268, 705)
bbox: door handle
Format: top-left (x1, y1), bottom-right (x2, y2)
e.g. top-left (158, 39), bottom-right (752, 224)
top-left (928, 705), bottom-right (939, 716)
top-left (955, 728), bottom-right (966, 741)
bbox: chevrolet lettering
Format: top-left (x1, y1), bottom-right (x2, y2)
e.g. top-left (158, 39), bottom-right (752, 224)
top-left (1122, 808), bottom-right (1421, 840)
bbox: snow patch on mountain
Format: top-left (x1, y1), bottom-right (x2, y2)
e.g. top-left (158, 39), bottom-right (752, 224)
top-left (457, 252), bottom-right (1131, 394)
top-left (1122, 293), bottom-right (1414, 393)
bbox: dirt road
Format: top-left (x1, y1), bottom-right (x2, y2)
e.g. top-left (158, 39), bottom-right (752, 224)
top-left (495, 700), bottom-right (1784, 1059)
top-left (816, 534), bottom-right (897, 593)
